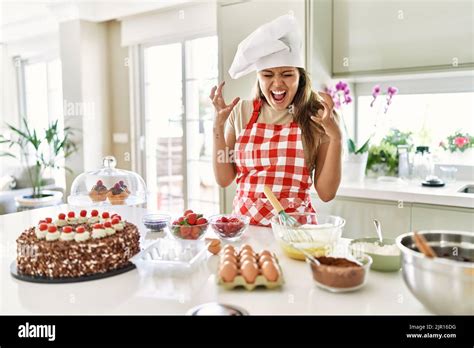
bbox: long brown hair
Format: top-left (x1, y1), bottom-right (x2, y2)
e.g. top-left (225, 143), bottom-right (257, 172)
top-left (254, 67), bottom-right (330, 173)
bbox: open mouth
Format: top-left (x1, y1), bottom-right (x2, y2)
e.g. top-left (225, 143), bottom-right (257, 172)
top-left (271, 90), bottom-right (287, 104)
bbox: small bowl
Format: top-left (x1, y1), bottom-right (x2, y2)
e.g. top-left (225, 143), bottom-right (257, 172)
top-left (306, 254), bottom-right (372, 293)
top-left (270, 213), bottom-right (345, 260)
top-left (170, 221), bottom-right (209, 240)
top-left (349, 238), bottom-right (401, 272)
top-left (208, 214), bottom-right (249, 241)
top-left (142, 213), bottom-right (171, 232)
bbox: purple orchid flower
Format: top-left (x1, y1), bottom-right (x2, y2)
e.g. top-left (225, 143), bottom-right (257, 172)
top-left (370, 85), bottom-right (381, 107)
top-left (387, 86), bottom-right (398, 96)
top-left (384, 86), bottom-right (398, 113)
top-left (335, 81), bottom-right (348, 92)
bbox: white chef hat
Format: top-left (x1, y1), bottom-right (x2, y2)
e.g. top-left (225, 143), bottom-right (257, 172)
top-left (228, 14), bottom-right (304, 79)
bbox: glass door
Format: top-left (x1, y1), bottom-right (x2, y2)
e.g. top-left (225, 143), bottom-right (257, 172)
top-left (143, 42), bottom-right (185, 213)
top-left (142, 36), bottom-right (219, 215)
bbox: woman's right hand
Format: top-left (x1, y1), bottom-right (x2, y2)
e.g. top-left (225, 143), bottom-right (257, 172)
top-left (210, 81), bottom-right (240, 127)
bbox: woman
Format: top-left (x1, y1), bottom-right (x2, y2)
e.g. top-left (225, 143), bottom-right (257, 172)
top-left (211, 15), bottom-right (342, 226)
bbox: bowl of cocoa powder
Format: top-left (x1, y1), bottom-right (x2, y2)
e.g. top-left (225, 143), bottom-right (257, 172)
top-left (306, 254), bottom-right (372, 293)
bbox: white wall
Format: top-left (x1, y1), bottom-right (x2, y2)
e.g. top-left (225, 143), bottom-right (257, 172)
top-left (121, 1), bottom-right (216, 46)
top-left (0, 44), bottom-right (20, 176)
top-left (309, 0), bottom-right (332, 89)
top-left (108, 20), bottom-right (132, 171)
top-left (59, 20), bottom-right (112, 195)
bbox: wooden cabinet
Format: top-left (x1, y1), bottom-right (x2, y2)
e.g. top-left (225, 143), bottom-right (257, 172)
top-left (332, 0), bottom-right (474, 75)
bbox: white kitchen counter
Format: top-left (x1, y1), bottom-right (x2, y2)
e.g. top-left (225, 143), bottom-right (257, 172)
top-left (0, 205), bottom-right (430, 315)
top-left (331, 178), bottom-right (473, 208)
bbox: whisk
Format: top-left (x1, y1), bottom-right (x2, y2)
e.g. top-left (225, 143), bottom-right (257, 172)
top-left (263, 185), bottom-right (300, 227)
top-left (263, 186), bottom-right (330, 245)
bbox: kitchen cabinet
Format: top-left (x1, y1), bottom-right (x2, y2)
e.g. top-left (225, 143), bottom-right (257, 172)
top-left (314, 196), bottom-right (412, 239)
top-left (332, 0), bottom-right (474, 75)
top-left (411, 204), bottom-right (474, 232)
top-left (217, 0), bottom-right (307, 212)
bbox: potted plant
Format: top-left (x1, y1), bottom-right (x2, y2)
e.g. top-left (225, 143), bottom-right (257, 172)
top-left (439, 131), bottom-right (473, 164)
top-left (366, 128), bottom-right (413, 177)
top-left (325, 82), bottom-right (398, 182)
top-left (0, 118), bottom-right (78, 210)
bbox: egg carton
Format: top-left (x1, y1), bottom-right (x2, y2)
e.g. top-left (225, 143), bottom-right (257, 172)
top-left (217, 260), bottom-right (284, 291)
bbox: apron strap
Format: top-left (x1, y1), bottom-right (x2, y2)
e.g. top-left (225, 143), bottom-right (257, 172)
top-left (247, 99), bottom-right (263, 128)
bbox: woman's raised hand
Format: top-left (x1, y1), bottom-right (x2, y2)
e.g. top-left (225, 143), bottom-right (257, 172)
top-left (210, 81), bottom-right (240, 127)
top-left (311, 91), bottom-right (342, 141)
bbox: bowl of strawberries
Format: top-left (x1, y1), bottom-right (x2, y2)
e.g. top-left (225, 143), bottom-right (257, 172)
top-left (170, 210), bottom-right (209, 240)
top-left (208, 214), bottom-right (249, 241)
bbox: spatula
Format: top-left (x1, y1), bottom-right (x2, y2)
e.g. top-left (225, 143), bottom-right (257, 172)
top-left (413, 231), bottom-right (437, 258)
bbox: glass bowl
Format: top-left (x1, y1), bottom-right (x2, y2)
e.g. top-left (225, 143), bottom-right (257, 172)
top-left (306, 254), bottom-right (372, 293)
top-left (142, 213), bottom-right (171, 233)
top-left (170, 221), bottom-right (209, 240)
top-left (208, 214), bottom-right (250, 241)
top-left (270, 213), bottom-right (345, 260)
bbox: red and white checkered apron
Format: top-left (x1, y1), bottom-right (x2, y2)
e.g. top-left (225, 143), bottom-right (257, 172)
top-left (232, 99), bottom-right (315, 226)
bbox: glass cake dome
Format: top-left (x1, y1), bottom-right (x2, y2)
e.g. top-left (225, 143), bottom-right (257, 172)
top-left (68, 156), bottom-right (147, 207)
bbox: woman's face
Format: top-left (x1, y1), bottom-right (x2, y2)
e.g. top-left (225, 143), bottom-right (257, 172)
top-left (257, 67), bottom-right (300, 111)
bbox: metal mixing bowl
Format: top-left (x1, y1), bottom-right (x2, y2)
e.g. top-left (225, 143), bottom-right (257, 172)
top-left (396, 230), bottom-right (474, 314)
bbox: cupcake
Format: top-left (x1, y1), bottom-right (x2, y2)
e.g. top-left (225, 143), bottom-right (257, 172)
top-left (119, 180), bottom-right (131, 194)
top-left (89, 180), bottom-right (108, 202)
top-left (107, 183), bottom-right (129, 205)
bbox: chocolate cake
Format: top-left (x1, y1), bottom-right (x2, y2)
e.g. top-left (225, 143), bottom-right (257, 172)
top-left (16, 209), bottom-right (140, 278)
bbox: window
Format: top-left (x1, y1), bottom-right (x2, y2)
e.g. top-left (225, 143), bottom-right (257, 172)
top-left (357, 92), bottom-right (474, 148)
top-left (142, 36), bottom-right (219, 214)
top-left (14, 58), bottom-right (66, 188)
top-left (355, 79), bottom-right (474, 163)
top-left (24, 59), bottom-right (63, 133)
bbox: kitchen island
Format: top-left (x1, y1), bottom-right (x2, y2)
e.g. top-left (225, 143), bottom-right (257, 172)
top-left (0, 205), bottom-right (430, 315)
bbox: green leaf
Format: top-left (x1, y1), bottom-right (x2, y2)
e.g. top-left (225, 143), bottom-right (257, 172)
top-left (7, 123), bottom-right (29, 140)
top-left (0, 151), bottom-right (16, 158)
top-left (347, 138), bottom-right (356, 154)
top-left (356, 138), bottom-right (371, 154)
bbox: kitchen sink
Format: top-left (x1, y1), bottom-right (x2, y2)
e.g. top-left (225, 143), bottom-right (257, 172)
top-left (458, 185), bottom-right (474, 194)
